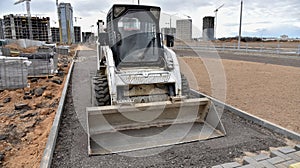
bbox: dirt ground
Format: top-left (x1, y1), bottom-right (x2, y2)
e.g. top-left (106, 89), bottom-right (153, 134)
top-left (0, 45), bottom-right (76, 168)
top-left (180, 56), bottom-right (300, 134)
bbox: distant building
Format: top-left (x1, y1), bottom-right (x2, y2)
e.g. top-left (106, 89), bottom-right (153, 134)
top-left (74, 26), bottom-right (81, 43)
top-left (176, 19), bottom-right (192, 41)
top-left (51, 27), bottom-right (60, 43)
top-left (3, 14), bottom-right (51, 41)
top-left (82, 32), bottom-right (94, 43)
top-left (202, 16), bottom-right (214, 41)
top-left (0, 19), bottom-right (4, 39)
top-left (58, 3), bottom-right (74, 44)
top-left (161, 27), bottom-right (176, 36)
top-left (280, 35), bottom-right (288, 41)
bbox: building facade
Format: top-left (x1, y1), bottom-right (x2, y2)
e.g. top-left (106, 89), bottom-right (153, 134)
top-left (0, 19), bottom-right (4, 39)
top-left (3, 14), bottom-right (51, 41)
top-left (58, 3), bottom-right (74, 44)
top-left (202, 16), bottom-right (215, 41)
top-left (176, 19), bottom-right (192, 41)
top-left (51, 27), bottom-right (60, 43)
top-left (82, 32), bottom-right (94, 43)
top-left (74, 26), bottom-right (81, 43)
top-left (161, 27), bottom-right (176, 36)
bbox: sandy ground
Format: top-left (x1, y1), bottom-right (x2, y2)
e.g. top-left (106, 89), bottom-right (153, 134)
top-left (0, 45), bottom-right (76, 168)
top-left (180, 56), bottom-right (300, 133)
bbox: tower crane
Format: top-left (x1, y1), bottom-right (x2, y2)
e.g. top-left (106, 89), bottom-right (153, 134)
top-left (14, 0), bottom-right (33, 40)
top-left (214, 4), bottom-right (224, 39)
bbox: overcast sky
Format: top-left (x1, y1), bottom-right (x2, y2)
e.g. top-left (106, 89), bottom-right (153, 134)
top-left (0, 0), bottom-right (299, 38)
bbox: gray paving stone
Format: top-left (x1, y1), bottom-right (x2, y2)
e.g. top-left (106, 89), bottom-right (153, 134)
top-left (294, 151), bottom-right (300, 157)
top-left (278, 146), bottom-right (297, 154)
top-left (259, 160), bottom-right (276, 168)
top-left (295, 144), bottom-right (300, 151)
top-left (220, 162), bottom-right (241, 168)
top-left (266, 156), bottom-right (285, 165)
top-left (274, 164), bottom-right (287, 168)
top-left (287, 152), bottom-right (300, 162)
top-left (238, 165), bottom-right (254, 168)
top-left (281, 160), bottom-right (297, 167)
top-left (212, 165), bottom-right (223, 168)
top-left (243, 156), bottom-right (258, 164)
top-left (270, 150), bottom-right (292, 161)
top-left (252, 153), bottom-right (270, 162)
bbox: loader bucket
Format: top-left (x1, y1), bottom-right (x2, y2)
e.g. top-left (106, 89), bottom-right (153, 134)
top-left (86, 97), bottom-right (226, 155)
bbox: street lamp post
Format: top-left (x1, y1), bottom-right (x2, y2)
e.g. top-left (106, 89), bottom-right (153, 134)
top-left (168, 13), bottom-right (177, 30)
top-left (90, 25), bottom-right (94, 33)
top-left (238, 0), bottom-right (243, 49)
top-left (214, 4), bottom-right (224, 40)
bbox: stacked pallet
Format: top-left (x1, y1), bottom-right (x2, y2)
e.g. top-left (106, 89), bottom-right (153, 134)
top-left (0, 56), bottom-right (29, 90)
top-left (20, 53), bottom-right (58, 77)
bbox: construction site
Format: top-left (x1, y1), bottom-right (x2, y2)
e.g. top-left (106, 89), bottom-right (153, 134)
top-left (0, 1), bottom-right (300, 168)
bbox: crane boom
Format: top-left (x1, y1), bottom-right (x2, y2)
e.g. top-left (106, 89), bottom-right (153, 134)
top-left (214, 4), bottom-right (224, 12)
top-left (14, 0), bottom-right (27, 5)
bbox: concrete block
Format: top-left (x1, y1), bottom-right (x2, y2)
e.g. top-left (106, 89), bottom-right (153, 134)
top-left (243, 156), bottom-right (258, 164)
top-left (266, 156), bottom-right (285, 165)
top-left (220, 162), bottom-right (241, 168)
top-left (0, 56), bottom-right (28, 90)
top-left (278, 147), bottom-right (297, 154)
top-left (295, 151), bottom-right (300, 157)
top-left (287, 153), bottom-right (300, 162)
top-left (211, 165), bottom-right (223, 168)
top-left (295, 145), bottom-right (300, 151)
top-left (252, 153), bottom-right (270, 162)
top-left (270, 150), bottom-right (292, 161)
top-left (252, 163), bottom-right (265, 168)
top-left (280, 160), bottom-right (298, 167)
top-left (259, 160), bottom-right (276, 168)
top-left (275, 164), bottom-right (288, 168)
top-left (238, 165), bottom-right (255, 168)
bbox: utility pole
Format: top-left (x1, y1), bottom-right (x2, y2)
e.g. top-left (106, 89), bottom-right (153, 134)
top-left (238, 0), bottom-right (243, 49)
top-left (138, 0), bottom-right (140, 5)
top-left (214, 4), bottom-right (224, 40)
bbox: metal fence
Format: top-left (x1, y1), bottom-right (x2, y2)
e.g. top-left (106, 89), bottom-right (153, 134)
top-left (0, 57), bottom-right (28, 90)
top-left (175, 42), bottom-right (300, 56)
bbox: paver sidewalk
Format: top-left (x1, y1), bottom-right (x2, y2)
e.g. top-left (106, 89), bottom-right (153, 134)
top-left (213, 145), bottom-right (300, 168)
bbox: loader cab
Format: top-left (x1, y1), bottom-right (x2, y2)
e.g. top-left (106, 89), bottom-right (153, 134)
top-left (107, 5), bottom-right (164, 68)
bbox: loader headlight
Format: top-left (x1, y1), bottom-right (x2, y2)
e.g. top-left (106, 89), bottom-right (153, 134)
top-left (114, 7), bottom-right (126, 17)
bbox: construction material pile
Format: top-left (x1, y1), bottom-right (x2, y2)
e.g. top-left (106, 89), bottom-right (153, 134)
top-left (20, 53), bottom-right (58, 77)
top-left (0, 56), bottom-right (30, 90)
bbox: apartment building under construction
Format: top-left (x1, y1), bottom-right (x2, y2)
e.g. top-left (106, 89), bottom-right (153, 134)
top-left (3, 14), bottom-right (51, 42)
top-left (51, 27), bottom-right (60, 43)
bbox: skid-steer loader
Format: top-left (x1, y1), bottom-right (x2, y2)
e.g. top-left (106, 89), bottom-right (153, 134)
top-left (86, 4), bottom-right (226, 155)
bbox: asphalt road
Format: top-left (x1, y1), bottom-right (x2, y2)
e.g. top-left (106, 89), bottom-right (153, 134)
top-left (174, 49), bottom-right (300, 68)
top-left (51, 48), bottom-right (292, 167)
